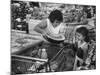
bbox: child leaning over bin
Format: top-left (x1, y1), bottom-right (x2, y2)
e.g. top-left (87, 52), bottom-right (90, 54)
top-left (34, 9), bottom-right (65, 42)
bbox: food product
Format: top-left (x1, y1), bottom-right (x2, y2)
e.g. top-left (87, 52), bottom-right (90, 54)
top-left (46, 33), bottom-right (65, 40)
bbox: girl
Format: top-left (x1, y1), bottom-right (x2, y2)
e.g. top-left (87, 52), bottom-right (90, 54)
top-left (73, 27), bottom-right (89, 70)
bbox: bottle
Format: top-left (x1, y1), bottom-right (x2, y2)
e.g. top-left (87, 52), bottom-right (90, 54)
top-left (37, 49), bottom-right (42, 58)
top-left (41, 48), bottom-right (48, 59)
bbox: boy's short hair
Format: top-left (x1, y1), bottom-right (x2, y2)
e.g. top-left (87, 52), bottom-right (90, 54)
top-left (48, 10), bottom-right (63, 23)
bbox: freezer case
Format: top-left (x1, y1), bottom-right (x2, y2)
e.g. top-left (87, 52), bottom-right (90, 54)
top-left (11, 42), bottom-right (75, 74)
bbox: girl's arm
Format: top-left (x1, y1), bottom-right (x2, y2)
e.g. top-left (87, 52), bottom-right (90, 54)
top-left (81, 43), bottom-right (89, 61)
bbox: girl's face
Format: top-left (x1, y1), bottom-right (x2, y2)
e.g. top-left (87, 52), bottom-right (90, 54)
top-left (52, 20), bottom-right (61, 27)
top-left (75, 32), bottom-right (85, 42)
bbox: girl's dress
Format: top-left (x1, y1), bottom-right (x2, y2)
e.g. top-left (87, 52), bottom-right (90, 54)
top-left (73, 42), bottom-right (89, 70)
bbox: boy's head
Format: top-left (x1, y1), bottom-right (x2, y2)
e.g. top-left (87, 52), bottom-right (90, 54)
top-left (48, 10), bottom-right (63, 27)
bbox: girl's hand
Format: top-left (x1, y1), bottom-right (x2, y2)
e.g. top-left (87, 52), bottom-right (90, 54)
top-left (82, 44), bottom-right (88, 50)
top-left (76, 56), bottom-right (84, 64)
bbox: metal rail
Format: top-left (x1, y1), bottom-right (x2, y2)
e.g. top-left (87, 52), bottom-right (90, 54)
top-left (12, 55), bottom-right (48, 62)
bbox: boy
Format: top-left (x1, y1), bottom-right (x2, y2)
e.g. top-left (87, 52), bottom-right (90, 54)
top-left (34, 9), bottom-right (65, 38)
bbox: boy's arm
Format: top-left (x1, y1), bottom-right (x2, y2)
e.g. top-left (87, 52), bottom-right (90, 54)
top-left (34, 20), bottom-right (47, 34)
